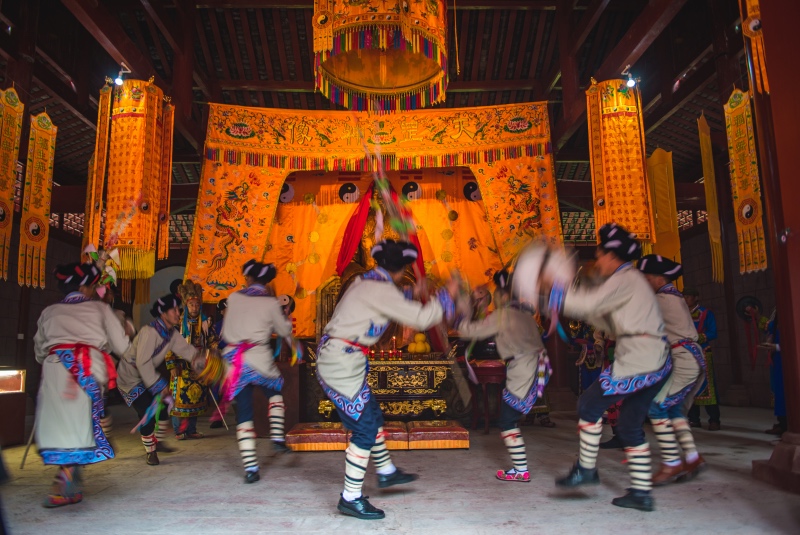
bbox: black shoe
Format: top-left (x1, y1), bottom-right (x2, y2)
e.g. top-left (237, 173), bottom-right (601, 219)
top-left (156, 442), bottom-right (176, 453)
top-left (599, 435), bottom-right (623, 450)
top-left (245, 471), bottom-right (260, 484)
top-left (146, 452), bottom-right (159, 466)
top-left (272, 440), bottom-right (291, 454)
top-left (689, 421), bottom-right (701, 429)
top-left (337, 495), bottom-right (385, 520)
top-left (377, 467), bottom-right (418, 489)
top-left (555, 463), bottom-right (600, 488)
top-left (611, 488), bottom-right (655, 512)
top-left (210, 420), bottom-right (224, 429)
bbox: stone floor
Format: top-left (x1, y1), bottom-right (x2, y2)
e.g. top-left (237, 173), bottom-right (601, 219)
top-left (2, 406), bottom-right (799, 535)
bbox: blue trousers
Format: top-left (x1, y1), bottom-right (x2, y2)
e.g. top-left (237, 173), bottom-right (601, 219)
top-left (336, 395), bottom-right (385, 451)
top-left (498, 401), bottom-right (525, 432)
top-left (234, 384), bottom-right (281, 425)
top-left (171, 416), bottom-right (197, 435)
top-left (771, 353), bottom-right (786, 418)
top-left (578, 377), bottom-right (667, 448)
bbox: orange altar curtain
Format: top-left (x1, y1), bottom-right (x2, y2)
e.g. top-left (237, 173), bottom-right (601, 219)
top-left (186, 102), bottom-right (561, 334)
top-left (586, 78), bottom-right (655, 245)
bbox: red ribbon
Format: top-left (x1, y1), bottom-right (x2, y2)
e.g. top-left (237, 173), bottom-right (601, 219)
top-left (50, 343), bottom-right (117, 390)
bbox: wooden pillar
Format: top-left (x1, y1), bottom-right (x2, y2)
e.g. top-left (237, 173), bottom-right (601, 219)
top-left (749, 0), bottom-right (800, 494)
top-left (707, 0), bottom-right (748, 403)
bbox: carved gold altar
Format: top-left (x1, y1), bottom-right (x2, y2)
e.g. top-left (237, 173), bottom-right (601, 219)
top-left (311, 359), bottom-right (458, 419)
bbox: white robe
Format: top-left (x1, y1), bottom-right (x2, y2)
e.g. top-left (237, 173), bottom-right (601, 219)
top-left (34, 297), bottom-right (130, 461)
top-left (117, 321), bottom-right (197, 399)
top-left (563, 264), bottom-right (668, 380)
top-left (652, 286), bottom-right (704, 406)
top-left (456, 306), bottom-right (545, 402)
top-left (221, 289), bottom-right (293, 380)
top-left (317, 270), bottom-right (449, 401)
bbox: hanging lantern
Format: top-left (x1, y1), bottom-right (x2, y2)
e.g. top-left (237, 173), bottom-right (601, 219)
top-left (84, 78), bottom-right (174, 302)
top-left (313, 0), bottom-right (448, 113)
top-left (586, 77), bottom-right (655, 249)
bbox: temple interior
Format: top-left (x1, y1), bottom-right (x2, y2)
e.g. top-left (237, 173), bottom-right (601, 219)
top-left (0, 0), bottom-right (799, 533)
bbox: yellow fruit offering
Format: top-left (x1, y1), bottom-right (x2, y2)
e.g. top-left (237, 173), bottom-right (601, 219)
top-left (408, 343), bottom-right (419, 353)
top-left (422, 342), bottom-right (431, 353)
top-left (414, 333), bottom-right (427, 343)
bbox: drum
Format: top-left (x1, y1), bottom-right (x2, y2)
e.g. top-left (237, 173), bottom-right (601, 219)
top-left (196, 347), bottom-right (229, 388)
top-left (512, 242), bottom-right (576, 314)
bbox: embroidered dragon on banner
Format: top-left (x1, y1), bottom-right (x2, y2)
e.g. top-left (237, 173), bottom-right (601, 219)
top-left (208, 182), bottom-right (249, 275)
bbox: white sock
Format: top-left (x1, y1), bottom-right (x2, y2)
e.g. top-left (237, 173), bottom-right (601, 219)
top-left (342, 489), bottom-right (361, 502)
top-left (685, 451), bottom-right (699, 463)
top-left (376, 463), bottom-right (396, 476)
top-left (664, 459), bottom-right (682, 467)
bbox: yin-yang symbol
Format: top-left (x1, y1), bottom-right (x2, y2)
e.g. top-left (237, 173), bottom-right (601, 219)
top-left (339, 182), bottom-right (360, 204)
top-left (278, 294), bottom-right (296, 315)
top-left (402, 181), bottom-right (420, 201)
top-left (738, 198), bottom-right (758, 224)
top-left (463, 181), bottom-right (481, 201)
top-left (280, 182), bottom-right (295, 203)
top-left (29, 221), bottom-right (41, 236)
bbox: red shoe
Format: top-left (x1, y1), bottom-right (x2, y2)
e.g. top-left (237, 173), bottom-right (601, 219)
top-left (496, 468), bottom-right (531, 482)
top-left (652, 462), bottom-right (687, 486)
top-left (42, 492), bottom-right (83, 508)
top-left (680, 455), bottom-right (707, 481)
top-left (186, 432), bottom-right (205, 439)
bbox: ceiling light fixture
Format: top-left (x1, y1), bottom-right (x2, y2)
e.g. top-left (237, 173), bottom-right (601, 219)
top-left (621, 64), bottom-right (636, 87)
top-left (115, 62), bottom-right (131, 86)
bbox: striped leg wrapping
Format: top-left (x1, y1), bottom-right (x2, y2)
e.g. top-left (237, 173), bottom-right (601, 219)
top-left (236, 421), bottom-right (259, 472)
top-left (268, 395), bottom-right (285, 442)
top-left (625, 444), bottom-right (653, 491)
top-left (652, 418), bottom-right (680, 463)
top-left (371, 428), bottom-right (393, 471)
top-left (672, 417), bottom-right (698, 456)
top-left (56, 466), bottom-right (80, 497)
top-left (155, 419), bottom-right (170, 441)
top-left (578, 419), bottom-right (603, 470)
top-left (501, 428), bottom-right (528, 472)
top-left (344, 443), bottom-right (371, 497)
top-left (141, 434), bottom-right (156, 454)
top-left (100, 415), bottom-right (113, 437)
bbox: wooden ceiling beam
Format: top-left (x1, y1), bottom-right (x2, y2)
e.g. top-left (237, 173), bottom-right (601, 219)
top-left (139, 0), bottom-right (183, 53)
top-left (60, 0), bottom-right (204, 149)
top-left (569, 0), bottom-right (611, 57)
top-left (644, 59), bottom-right (716, 135)
top-left (553, 0), bottom-right (689, 148)
top-left (218, 78), bottom-right (542, 93)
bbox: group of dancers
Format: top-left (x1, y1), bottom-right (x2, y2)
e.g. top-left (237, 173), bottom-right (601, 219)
top-left (32, 221), bottom-right (709, 516)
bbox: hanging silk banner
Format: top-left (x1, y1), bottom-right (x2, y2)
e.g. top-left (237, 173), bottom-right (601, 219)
top-left (586, 78), bottom-right (655, 245)
top-left (186, 101), bottom-right (558, 301)
top-left (18, 113), bottom-right (57, 288)
top-left (646, 148), bottom-right (681, 285)
top-left (740, 0), bottom-right (769, 94)
top-left (697, 113), bottom-right (724, 282)
top-left (82, 84), bottom-right (113, 251)
top-left (0, 87), bottom-right (24, 280)
top-left (102, 79), bottom-right (173, 301)
top-left (724, 88), bottom-right (767, 273)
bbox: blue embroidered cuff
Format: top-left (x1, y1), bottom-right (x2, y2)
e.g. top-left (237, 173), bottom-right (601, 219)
top-left (148, 376), bottom-right (168, 396)
top-left (548, 282), bottom-right (567, 314)
top-left (403, 287), bottom-right (414, 300)
top-left (436, 289), bottom-right (456, 324)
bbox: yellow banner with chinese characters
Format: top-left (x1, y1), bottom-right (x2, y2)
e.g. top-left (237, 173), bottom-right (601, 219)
top-left (586, 78), bottom-right (655, 244)
top-left (186, 102), bottom-right (560, 306)
top-left (724, 89), bottom-right (767, 273)
top-left (0, 87), bottom-right (24, 280)
top-left (698, 113), bottom-right (724, 282)
top-left (18, 113), bottom-right (57, 288)
top-left (82, 84), bottom-right (113, 251)
top-left (104, 79), bottom-right (173, 282)
top-left (646, 148), bottom-right (681, 270)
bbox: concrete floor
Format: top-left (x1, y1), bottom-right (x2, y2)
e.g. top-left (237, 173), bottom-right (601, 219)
top-left (2, 406), bottom-right (799, 535)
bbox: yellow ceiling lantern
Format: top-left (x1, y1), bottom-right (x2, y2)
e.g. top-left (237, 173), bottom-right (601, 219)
top-left (313, 0), bottom-right (448, 113)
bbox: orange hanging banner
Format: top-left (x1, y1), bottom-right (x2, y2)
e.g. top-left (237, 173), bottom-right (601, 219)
top-left (82, 84), bottom-right (113, 251)
top-left (0, 87), bottom-right (24, 280)
top-left (586, 78), bottom-right (655, 245)
top-left (697, 113), bottom-right (724, 282)
top-left (724, 88), bottom-right (767, 273)
top-left (18, 112), bottom-right (57, 288)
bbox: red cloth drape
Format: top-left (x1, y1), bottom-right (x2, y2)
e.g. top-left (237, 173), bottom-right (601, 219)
top-left (336, 183), bottom-right (375, 276)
